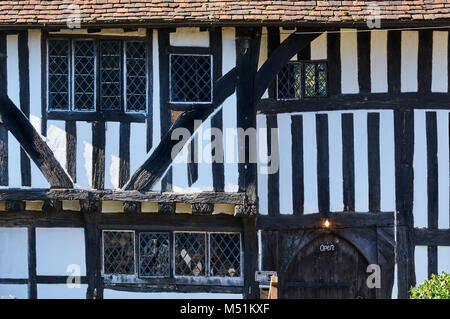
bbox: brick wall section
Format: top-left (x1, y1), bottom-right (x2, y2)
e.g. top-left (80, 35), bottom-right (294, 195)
top-left (0, 1), bottom-right (449, 25)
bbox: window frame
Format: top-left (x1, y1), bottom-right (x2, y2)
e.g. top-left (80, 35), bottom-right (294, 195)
top-left (46, 35), bottom-right (149, 122)
top-left (276, 59), bottom-right (328, 101)
top-left (101, 229), bottom-right (137, 278)
top-left (138, 231), bottom-right (171, 279)
top-left (168, 53), bottom-right (214, 105)
top-left (101, 229), bottom-right (243, 286)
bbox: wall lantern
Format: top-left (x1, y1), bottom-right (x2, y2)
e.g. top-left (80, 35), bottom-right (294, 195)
top-left (321, 211), bottom-right (331, 229)
top-left (238, 36), bottom-right (251, 55)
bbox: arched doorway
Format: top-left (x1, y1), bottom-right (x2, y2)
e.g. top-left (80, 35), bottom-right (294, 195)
top-left (281, 233), bottom-right (375, 299)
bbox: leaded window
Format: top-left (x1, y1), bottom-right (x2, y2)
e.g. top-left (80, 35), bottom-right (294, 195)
top-left (73, 40), bottom-right (95, 110)
top-left (103, 231), bottom-right (135, 275)
top-left (48, 39), bottom-right (70, 110)
top-left (139, 232), bottom-right (170, 278)
top-left (209, 233), bottom-right (241, 278)
top-left (101, 230), bottom-right (243, 281)
top-left (47, 38), bottom-right (147, 113)
top-left (277, 62), bottom-right (301, 100)
top-left (174, 232), bottom-right (206, 276)
top-left (304, 62), bottom-right (327, 97)
top-left (170, 54), bottom-right (212, 103)
top-left (126, 42), bottom-right (147, 112)
top-left (276, 61), bottom-right (327, 100)
top-left (100, 40), bottom-right (122, 111)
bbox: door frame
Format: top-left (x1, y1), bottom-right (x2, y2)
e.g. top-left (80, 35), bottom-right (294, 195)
top-left (258, 212), bottom-right (395, 299)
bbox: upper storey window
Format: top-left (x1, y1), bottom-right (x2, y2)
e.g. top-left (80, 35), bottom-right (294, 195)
top-left (277, 61), bottom-right (327, 100)
top-left (47, 38), bottom-right (147, 113)
top-left (169, 54), bottom-right (213, 104)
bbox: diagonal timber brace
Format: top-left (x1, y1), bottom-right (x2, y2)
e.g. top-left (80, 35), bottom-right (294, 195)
top-left (0, 91), bottom-right (73, 188)
top-left (124, 68), bottom-right (237, 191)
top-left (125, 30), bottom-right (321, 192)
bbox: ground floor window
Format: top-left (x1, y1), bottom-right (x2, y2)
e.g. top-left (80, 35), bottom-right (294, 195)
top-left (102, 230), bottom-right (242, 281)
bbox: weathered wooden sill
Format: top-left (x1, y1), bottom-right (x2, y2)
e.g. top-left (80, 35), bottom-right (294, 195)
top-left (0, 188), bottom-right (255, 216)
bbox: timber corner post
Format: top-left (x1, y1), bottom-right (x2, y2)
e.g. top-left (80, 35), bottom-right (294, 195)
top-left (394, 107), bottom-right (416, 299)
top-left (81, 199), bottom-right (103, 299)
top-left (235, 27), bottom-right (261, 299)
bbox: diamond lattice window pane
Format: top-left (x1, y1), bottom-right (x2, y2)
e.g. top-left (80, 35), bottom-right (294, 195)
top-left (174, 232), bottom-right (206, 276)
top-left (304, 62), bottom-right (327, 97)
top-left (103, 231), bottom-right (135, 275)
top-left (277, 62), bottom-right (301, 100)
top-left (74, 40), bottom-right (95, 110)
top-left (100, 40), bottom-right (122, 110)
top-left (126, 41), bottom-right (147, 112)
top-left (170, 55), bottom-right (212, 103)
top-left (209, 233), bottom-right (241, 277)
top-left (139, 232), bottom-right (170, 278)
top-left (48, 39), bottom-right (70, 110)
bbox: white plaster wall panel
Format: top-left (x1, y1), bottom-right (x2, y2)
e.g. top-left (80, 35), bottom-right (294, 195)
top-left (6, 34), bottom-right (22, 187)
top-left (258, 27), bottom-right (268, 71)
top-left (36, 228), bottom-right (86, 276)
top-left (431, 31), bottom-right (448, 93)
top-left (28, 30), bottom-right (49, 188)
top-left (151, 29), bottom-right (162, 192)
top-left (222, 28), bottom-right (239, 193)
top-left (189, 117), bottom-right (213, 192)
top-left (353, 111), bottom-right (369, 212)
top-left (129, 122), bottom-right (150, 186)
top-left (0, 284), bottom-right (28, 299)
top-left (340, 29), bottom-right (359, 94)
top-left (277, 113), bottom-right (293, 214)
top-left (28, 30), bottom-right (42, 133)
top-left (0, 228), bottom-right (28, 279)
top-left (391, 264), bottom-right (398, 299)
top-left (104, 122), bottom-right (120, 189)
top-left (152, 29), bottom-right (161, 150)
top-left (414, 246), bottom-right (428, 285)
top-left (46, 120), bottom-right (67, 173)
top-left (302, 112), bottom-right (318, 214)
top-left (169, 27), bottom-right (209, 47)
top-left (75, 121), bottom-right (92, 189)
top-left (171, 132), bottom-right (190, 192)
top-left (104, 289), bottom-right (242, 299)
top-left (413, 110), bottom-right (427, 228)
top-left (370, 30), bottom-right (388, 93)
top-left (256, 114), bottom-right (268, 215)
top-left (259, 27), bottom-right (269, 98)
top-left (327, 112), bottom-right (344, 212)
top-left (379, 110), bottom-right (396, 212)
top-left (37, 284), bottom-right (87, 299)
top-left (438, 247), bottom-right (450, 274)
top-left (280, 28), bottom-right (297, 61)
top-left (401, 31), bottom-right (419, 92)
top-left (437, 111), bottom-right (449, 229)
top-left (310, 32), bottom-right (327, 60)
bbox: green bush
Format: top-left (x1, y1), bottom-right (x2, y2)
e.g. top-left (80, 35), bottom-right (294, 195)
top-left (409, 272), bottom-right (450, 299)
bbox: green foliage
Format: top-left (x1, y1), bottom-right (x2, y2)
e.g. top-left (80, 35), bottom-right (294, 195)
top-left (409, 272), bottom-right (450, 299)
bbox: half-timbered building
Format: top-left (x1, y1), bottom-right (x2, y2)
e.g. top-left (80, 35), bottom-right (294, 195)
top-left (0, 1), bottom-right (449, 299)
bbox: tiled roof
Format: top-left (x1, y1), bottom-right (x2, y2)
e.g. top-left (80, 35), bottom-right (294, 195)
top-left (0, 1), bottom-right (450, 25)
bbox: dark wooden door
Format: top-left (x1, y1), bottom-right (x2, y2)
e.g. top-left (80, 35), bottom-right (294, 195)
top-left (282, 233), bottom-right (375, 299)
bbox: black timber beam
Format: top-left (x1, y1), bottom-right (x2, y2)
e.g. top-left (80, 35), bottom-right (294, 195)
top-left (0, 91), bottom-right (73, 188)
top-left (0, 189), bottom-right (247, 204)
top-left (257, 94), bottom-right (450, 114)
top-left (257, 212), bottom-right (395, 230)
top-left (124, 68), bottom-right (237, 192)
top-left (414, 228), bottom-right (450, 246)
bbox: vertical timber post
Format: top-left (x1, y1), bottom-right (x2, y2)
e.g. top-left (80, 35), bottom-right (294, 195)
top-left (236, 27), bottom-right (261, 299)
top-left (82, 200), bottom-right (102, 299)
top-left (394, 107), bottom-right (416, 299)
